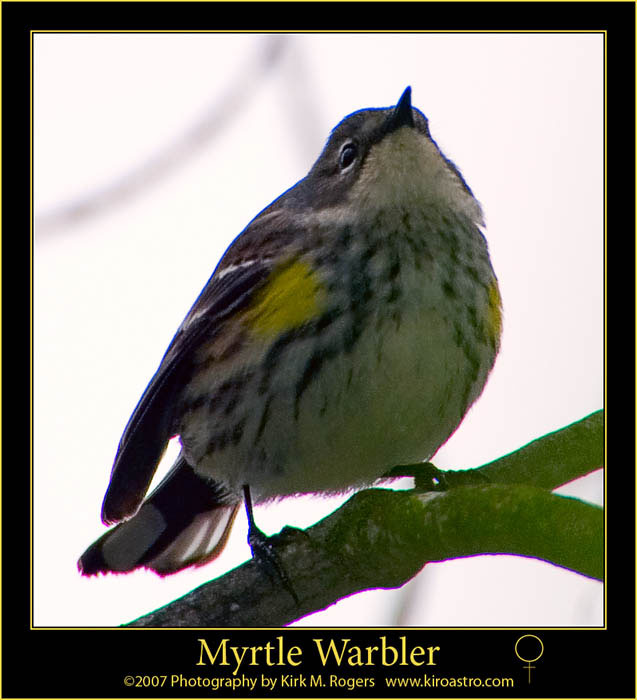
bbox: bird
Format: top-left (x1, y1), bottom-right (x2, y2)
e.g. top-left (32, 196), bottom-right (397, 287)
top-left (78, 86), bottom-right (501, 578)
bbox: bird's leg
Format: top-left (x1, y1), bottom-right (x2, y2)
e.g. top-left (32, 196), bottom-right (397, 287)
top-left (242, 484), bottom-right (299, 605)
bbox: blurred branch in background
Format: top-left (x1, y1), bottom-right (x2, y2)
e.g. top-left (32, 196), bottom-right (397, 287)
top-left (35, 35), bottom-right (290, 236)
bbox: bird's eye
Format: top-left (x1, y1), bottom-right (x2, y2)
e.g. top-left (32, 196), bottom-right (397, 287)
top-left (339, 142), bottom-right (357, 170)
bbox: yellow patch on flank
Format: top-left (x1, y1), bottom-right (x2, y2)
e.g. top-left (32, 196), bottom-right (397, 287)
top-left (487, 279), bottom-right (503, 349)
top-left (243, 259), bottom-right (327, 338)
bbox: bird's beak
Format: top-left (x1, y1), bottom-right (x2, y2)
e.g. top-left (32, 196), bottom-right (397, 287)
top-left (386, 86), bottom-right (414, 132)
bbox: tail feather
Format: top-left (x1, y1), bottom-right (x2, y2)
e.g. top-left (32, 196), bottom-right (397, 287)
top-left (79, 456), bottom-right (240, 576)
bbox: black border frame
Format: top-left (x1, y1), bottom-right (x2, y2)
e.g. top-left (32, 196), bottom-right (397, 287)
top-left (4, 2), bottom-right (634, 698)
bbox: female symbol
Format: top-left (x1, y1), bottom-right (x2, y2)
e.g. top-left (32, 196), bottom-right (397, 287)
top-left (514, 635), bottom-right (544, 684)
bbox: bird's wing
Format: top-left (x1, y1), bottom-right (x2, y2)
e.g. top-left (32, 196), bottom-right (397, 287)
top-left (100, 257), bottom-right (273, 525)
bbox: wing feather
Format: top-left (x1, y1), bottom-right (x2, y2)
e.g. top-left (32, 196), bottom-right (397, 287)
top-left (101, 260), bottom-right (271, 524)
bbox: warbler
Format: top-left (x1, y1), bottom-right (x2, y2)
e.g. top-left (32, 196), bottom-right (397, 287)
top-left (79, 87), bottom-right (501, 577)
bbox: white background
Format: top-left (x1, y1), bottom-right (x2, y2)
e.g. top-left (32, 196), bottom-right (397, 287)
top-left (34, 32), bottom-right (604, 628)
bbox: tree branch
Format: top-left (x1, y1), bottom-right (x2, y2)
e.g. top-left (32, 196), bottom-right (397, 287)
top-left (125, 410), bottom-right (604, 628)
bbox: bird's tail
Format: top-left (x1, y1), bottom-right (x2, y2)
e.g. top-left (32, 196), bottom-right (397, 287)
top-left (78, 456), bottom-right (240, 576)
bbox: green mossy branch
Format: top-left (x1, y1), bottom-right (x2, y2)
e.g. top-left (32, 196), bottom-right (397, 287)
top-left (127, 410), bottom-right (604, 627)
top-left (475, 409), bottom-right (604, 488)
